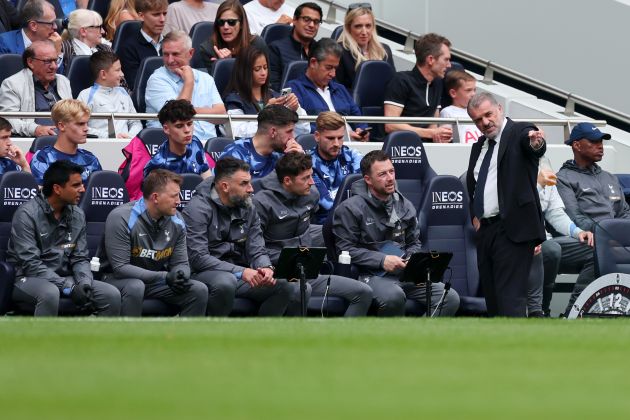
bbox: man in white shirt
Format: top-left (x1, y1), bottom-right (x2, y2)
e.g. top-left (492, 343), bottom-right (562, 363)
top-left (163, 0), bottom-right (219, 35)
top-left (244, 0), bottom-right (294, 35)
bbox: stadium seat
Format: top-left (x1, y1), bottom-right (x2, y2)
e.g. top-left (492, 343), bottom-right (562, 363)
top-left (352, 60), bottom-right (395, 140)
top-left (132, 56), bottom-right (164, 112)
top-left (0, 172), bottom-right (39, 315)
top-left (67, 55), bottom-right (94, 98)
top-left (251, 177), bottom-right (264, 193)
top-left (25, 135), bottom-right (57, 163)
top-left (280, 60), bottom-right (307, 89)
top-left (331, 25), bottom-right (343, 40)
top-left (88, 0), bottom-right (110, 19)
top-left (204, 137), bottom-right (234, 162)
top-left (296, 133), bottom-right (316, 151)
top-left (112, 20), bottom-right (143, 55)
top-left (212, 57), bottom-right (235, 97)
top-left (616, 174), bottom-right (630, 204)
top-left (381, 130), bottom-right (437, 210)
top-left (417, 175), bottom-right (486, 315)
top-left (178, 173), bottom-right (203, 210)
top-left (136, 127), bottom-right (167, 156)
top-left (189, 21), bottom-right (214, 68)
top-left (260, 23), bottom-right (292, 45)
top-left (593, 219), bottom-right (630, 277)
top-left (0, 53), bottom-right (23, 83)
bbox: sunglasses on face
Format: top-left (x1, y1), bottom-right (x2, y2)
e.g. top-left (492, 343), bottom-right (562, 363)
top-left (348, 2), bottom-right (372, 11)
top-left (216, 18), bottom-right (240, 27)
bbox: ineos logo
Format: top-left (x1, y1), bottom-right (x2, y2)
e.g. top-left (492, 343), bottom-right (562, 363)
top-left (432, 191), bottom-right (463, 203)
top-left (3, 187), bottom-right (37, 205)
top-left (177, 189), bottom-right (196, 208)
top-left (92, 187), bottom-right (125, 200)
top-left (146, 144), bottom-right (160, 156)
top-left (390, 146), bottom-right (423, 158)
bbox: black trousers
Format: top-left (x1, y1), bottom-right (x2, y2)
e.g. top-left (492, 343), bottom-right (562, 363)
top-left (477, 220), bottom-right (536, 317)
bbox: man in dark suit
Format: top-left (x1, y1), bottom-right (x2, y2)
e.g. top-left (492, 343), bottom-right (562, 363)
top-left (465, 92), bottom-right (546, 317)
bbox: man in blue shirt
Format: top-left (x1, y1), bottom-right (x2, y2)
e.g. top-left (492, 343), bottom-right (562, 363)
top-left (144, 99), bottom-right (212, 178)
top-left (0, 117), bottom-right (31, 175)
top-left (220, 104), bottom-right (304, 179)
top-left (308, 111), bottom-right (362, 224)
top-left (145, 30), bottom-right (226, 141)
top-left (31, 99), bottom-right (102, 185)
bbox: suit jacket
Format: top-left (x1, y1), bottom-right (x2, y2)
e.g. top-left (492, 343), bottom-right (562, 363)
top-left (466, 118), bottom-right (546, 244)
top-left (0, 28), bottom-right (23, 55)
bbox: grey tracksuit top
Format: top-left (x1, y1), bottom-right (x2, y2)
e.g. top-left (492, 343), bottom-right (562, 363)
top-left (7, 193), bottom-right (92, 284)
top-left (252, 172), bottom-right (320, 265)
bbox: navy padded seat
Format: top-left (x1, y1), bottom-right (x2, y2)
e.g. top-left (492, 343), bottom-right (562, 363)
top-left (204, 137), bottom-right (234, 162)
top-left (178, 173), bottom-right (203, 210)
top-left (260, 23), bottom-right (292, 45)
top-left (594, 219), bottom-right (630, 277)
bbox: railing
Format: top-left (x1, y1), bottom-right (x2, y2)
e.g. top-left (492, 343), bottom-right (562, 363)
top-left (318, 0), bottom-right (630, 129)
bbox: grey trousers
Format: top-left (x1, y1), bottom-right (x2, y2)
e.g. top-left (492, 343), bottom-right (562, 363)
top-left (527, 253), bottom-right (544, 315)
top-left (285, 274), bottom-right (373, 316)
top-left (365, 275), bottom-right (460, 316)
top-left (12, 277), bottom-right (121, 317)
top-left (105, 277), bottom-right (208, 317)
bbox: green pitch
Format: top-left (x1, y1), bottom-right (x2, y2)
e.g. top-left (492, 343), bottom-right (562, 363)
top-left (0, 318), bottom-right (628, 419)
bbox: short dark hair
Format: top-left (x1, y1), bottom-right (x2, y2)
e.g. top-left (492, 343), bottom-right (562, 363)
top-left (158, 99), bottom-right (197, 125)
top-left (90, 50), bottom-right (120, 79)
top-left (0, 116), bottom-right (12, 132)
top-left (444, 70), bottom-right (475, 92)
top-left (360, 150), bottom-right (391, 176)
top-left (414, 32), bottom-right (451, 66)
top-left (294, 2), bottom-right (323, 19)
top-left (142, 169), bottom-right (183, 199)
top-left (275, 152), bottom-right (312, 182)
top-left (256, 104), bottom-right (299, 132)
top-left (42, 160), bottom-right (84, 197)
top-left (215, 157), bottom-right (251, 182)
top-left (308, 37), bottom-right (343, 62)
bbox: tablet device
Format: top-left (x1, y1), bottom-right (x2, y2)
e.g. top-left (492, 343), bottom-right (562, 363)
top-left (401, 251), bottom-right (453, 284)
top-left (274, 247), bottom-right (327, 281)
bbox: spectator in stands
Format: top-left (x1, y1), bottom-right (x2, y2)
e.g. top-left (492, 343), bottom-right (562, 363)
top-left (0, 40), bottom-right (72, 137)
top-left (0, 117), bottom-right (31, 174)
top-left (557, 122), bottom-right (630, 229)
top-left (7, 160), bottom-right (121, 317)
top-left (0, 0), bottom-right (20, 33)
top-left (332, 150), bottom-right (460, 316)
top-left (220, 104), bottom-right (302, 178)
top-left (336, 3), bottom-right (394, 91)
top-left (117, 0), bottom-right (167, 88)
top-left (77, 50), bottom-right (142, 138)
top-left (31, 99), bottom-right (101, 185)
top-left (529, 164), bottom-right (595, 317)
top-left (60, 8), bottom-right (111, 61)
top-left (287, 38), bottom-right (369, 140)
top-left (57, 0), bottom-right (86, 17)
top-left (0, 0), bottom-right (67, 73)
top-left (182, 157), bottom-right (293, 316)
top-left (163, 0), bottom-right (218, 35)
top-left (439, 70), bottom-right (481, 144)
top-left (244, 0), bottom-right (294, 36)
top-left (144, 99), bottom-right (212, 178)
top-left (145, 30), bottom-right (226, 140)
top-left (308, 111), bottom-right (362, 224)
top-left (267, 2), bottom-right (321, 91)
top-left (104, 0), bottom-right (139, 42)
top-left (99, 169), bottom-right (209, 316)
top-left (224, 45), bottom-right (310, 138)
top-left (253, 152), bottom-right (372, 316)
top-left (384, 32), bottom-right (452, 142)
top-left (198, 0), bottom-right (267, 75)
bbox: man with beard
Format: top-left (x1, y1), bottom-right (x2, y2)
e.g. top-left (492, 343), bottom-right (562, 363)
top-left (220, 104), bottom-right (304, 179)
top-left (183, 157), bottom-right (293, 316)
top-left (465, 92), bottom-right (546, 317)
top-left (333, 150), bottom-right (460, 316)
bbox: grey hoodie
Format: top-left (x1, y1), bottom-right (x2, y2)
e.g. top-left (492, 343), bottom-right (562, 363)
top-left (556, 160), bottom-right (630, 232)
top-left (252, 172), bottom-right (320, 265)
top-left (332, 180), bottom-right (423, 274)
top-left (182, 177), bottom-right (271, 274)
top-left (7, 193), bottom-right (92, 285)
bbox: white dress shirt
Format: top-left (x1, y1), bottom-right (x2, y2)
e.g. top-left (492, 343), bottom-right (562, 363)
top-left (473, 117), bottom-right (507, 218)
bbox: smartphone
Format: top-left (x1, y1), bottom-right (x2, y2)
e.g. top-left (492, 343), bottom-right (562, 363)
top-left (280, 87), bottom-right (292, 96)
top-left (358, 127), bottom-right (372, 137)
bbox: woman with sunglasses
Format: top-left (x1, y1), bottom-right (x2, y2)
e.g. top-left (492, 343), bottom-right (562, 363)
top-left (61, 9), bottom-right (112, 72)
top-left (336, 4), bottom-right (394, 91)
top-left (197, 0), bottom-right (268, 75)
top-left (224, 46), bottom-right (309, 139)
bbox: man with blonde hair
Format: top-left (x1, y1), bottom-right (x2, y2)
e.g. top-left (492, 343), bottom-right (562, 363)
top-left (309, 111), bottom-right (362, 223)
top-left (30, 99), bottom-right (102, 185)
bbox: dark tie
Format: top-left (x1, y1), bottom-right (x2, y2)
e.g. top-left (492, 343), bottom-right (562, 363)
top-left (473, 139), bottom-right (496, 219)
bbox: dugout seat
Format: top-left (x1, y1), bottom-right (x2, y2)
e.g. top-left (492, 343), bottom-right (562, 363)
top-left (352, 60), bottom-right (395, 140)
top-left (178, 173), bottom-right (203, 210)
top-left (137, 127), bottom-right (168, 156)
top-left (296, 133), bottom-right (316, 151)
top-left (594, 219), bottom-right (630, 277)
top-left (204, 137), bottom-right (234, 162)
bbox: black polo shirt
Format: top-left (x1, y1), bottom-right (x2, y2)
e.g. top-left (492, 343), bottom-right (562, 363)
top-left (384, 66), bottom-right (443, 127)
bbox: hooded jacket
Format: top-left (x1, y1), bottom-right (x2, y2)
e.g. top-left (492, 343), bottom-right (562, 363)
top-left (332, 180), bottom-right (423, 274)
top-left (556, 160), bottom-right (630, 231)
top-left (7, 192), bottom-right (92, 285)
top-left (252, 173), bottom-right (319, 265)
top-left (182, 177), bottom-right (271, 274)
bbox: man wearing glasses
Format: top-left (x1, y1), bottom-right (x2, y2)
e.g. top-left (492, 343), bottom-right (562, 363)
top-left (244, 0), bottom-right (295, 36)
top-left (0, 0), bottom-right (66, 73)
top-left (268, 2), bottom-right (322, 91)
top-left (0, 40), bottom-right (72, 137)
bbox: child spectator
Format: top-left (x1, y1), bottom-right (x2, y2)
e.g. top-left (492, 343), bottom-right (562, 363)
top-left (439, 70), bottom-right (481, 144)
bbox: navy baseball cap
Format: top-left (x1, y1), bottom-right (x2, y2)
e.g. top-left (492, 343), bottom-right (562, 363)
top-left (565, 122), bottom-right (611, 145)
